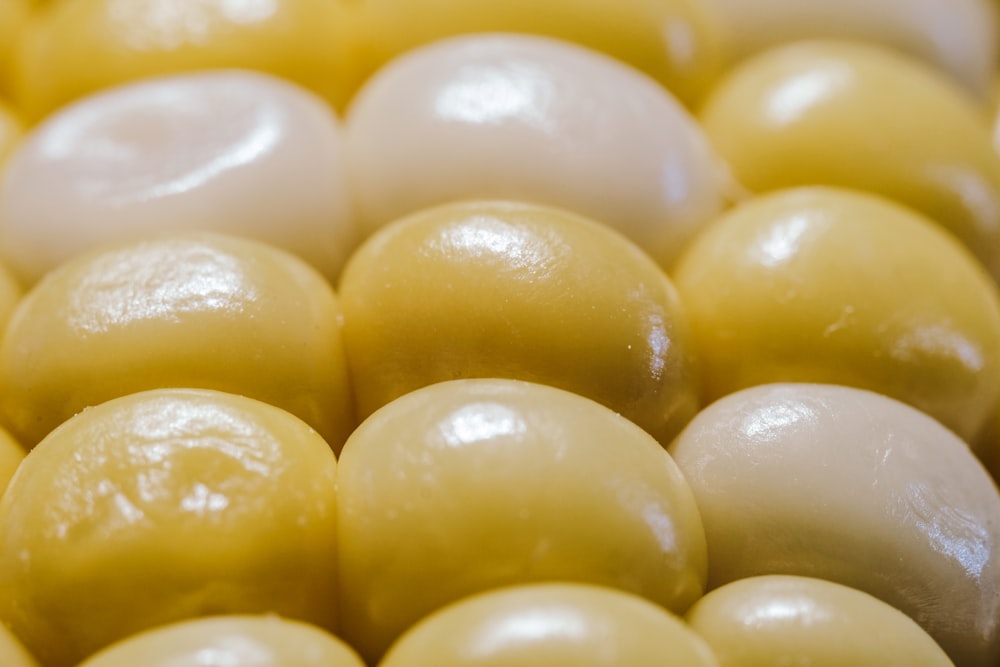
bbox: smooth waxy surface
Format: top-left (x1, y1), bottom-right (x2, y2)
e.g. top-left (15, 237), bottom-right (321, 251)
top-left (0, 426), bottom-right (25, 497)
top-left (0, 233), bottom-right (354, 450)
top-left (704, 0), bottom-right (998, 99)
top-left (0, 100), bottom-right (22, 168)
top-left (977, 403), bottom-right (1000, 482)
top-left (346, 33), bottom-right (730, 268)
top-left (13, 0), bottom-right (355, 121)
top-left (380, 583), bottom-right (720, 667)
top-left (0, 255), bottom-right (23, 335)
top-left (337, 378), bottom-right (707, 663)
top-left (0, 388), bottom-right (340, 667)
top-left (0, 623), bottom-right (37, 667)
top-left (672, 187), bottom-right (1000, 445)
top-left (0, 0), bottom-right (29, 99)
top-left (699, 40), bottom-right (1000, 280)
top-left (78, 615), bottom-right (364, 667)
top-left (685, 575), bottom-right (955, 667)
top-left (0, 71), bottom-right (357, 286)
top-left (668, 383), bottom-right (1000, 667)
top-left (338, 200), bottom-right (700, 446)
top-left (345, 0), bottom-right (725, 109)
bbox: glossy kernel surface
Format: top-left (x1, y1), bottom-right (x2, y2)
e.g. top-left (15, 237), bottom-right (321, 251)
top-left (699, 40), bottom-right (1000, 280)
top-left (380, 583), bottom-right (719, 667)
top-left (685, 575), bottom-right (955, 667)
top-left (668, 382), bottom-right (1000, 667)
top-left (345, 0), bottom-right (726, 110)
top-left (346, 33), bottom-right (730, 269)
top-left (704, 0), bottom-right (998, 99)
top-left (0, 70), bottom-right (357, 286)
top-left (0, 388), bottom-right (340, 667)
top-left (338, 199), bottom-right (700, 446)
top-left (78, 615), bottom-right (365, 667)
top-left (0, 232), bottom-right (355, 450)
top-left (337, 378), bottom-right (708, 663)
top-left (14, 0), bottom-right (356, 121)
top-left (672, 186), bottom-right (1000, 444)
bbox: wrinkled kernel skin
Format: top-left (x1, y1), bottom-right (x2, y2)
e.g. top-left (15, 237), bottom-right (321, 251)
top-left (698, 40), bottom-right (1000, 281)
top-left (669, 383), bottom-right (1000, 667)
top-left (0, 233), bottom-right (355, 451)
top-left (78, 616), bottom-right (365, 667)
top-left (337, 379), bottom-right (708, 663)
top-left (346, 0), bottom-right (726, 109)
top-left (672, 187), bottom-right (1000, 445)
top-left (0, 389), bottom-right (340, 667)
top-left (337, 200), bottom-right (701, 446)
top-left (685, 575), bottom-right (955, 667)
top-left (380, 583), bottom-right (720, 667)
